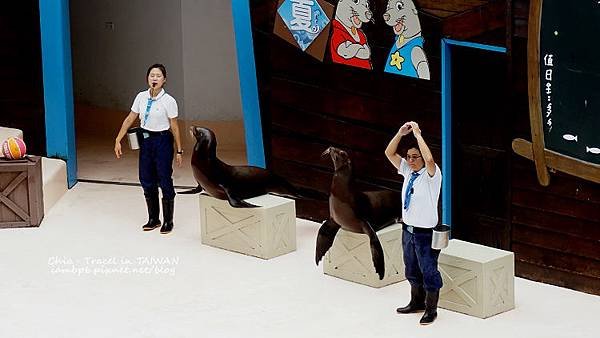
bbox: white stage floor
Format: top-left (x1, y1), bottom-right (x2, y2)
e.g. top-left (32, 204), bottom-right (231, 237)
top-left (0, 183), bottom-right (598, 338)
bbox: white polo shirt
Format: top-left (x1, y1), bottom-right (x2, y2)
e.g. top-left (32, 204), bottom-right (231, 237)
top-left (131, 88), bottom-right (178, 131)
top-left (398, 158), bottom-right (442, 228)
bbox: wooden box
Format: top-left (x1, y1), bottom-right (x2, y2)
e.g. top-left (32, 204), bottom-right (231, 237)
top-left (438, 239), bottom-right (515, 318)
top-left (199, 194), bottom-right (296, 259)
top-left (324, 224), bottom-right (405, 288)
top-left (0, 156), bottom-right (44, 228)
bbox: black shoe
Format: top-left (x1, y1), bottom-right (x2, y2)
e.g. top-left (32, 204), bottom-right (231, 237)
top-left (142, 195), bottom-right (161, 231)
top-left (396, 285), bottom-right (426, 314)
top-left (419, 291), bottom-right (439, 325)
top-left (160, 198), bottom-right (174, 234)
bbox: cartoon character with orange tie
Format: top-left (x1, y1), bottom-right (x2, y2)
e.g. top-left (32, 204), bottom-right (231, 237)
top-left (330, 0), bottom-right (373, 70)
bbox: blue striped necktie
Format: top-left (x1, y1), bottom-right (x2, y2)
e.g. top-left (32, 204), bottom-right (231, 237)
top-left (404, 171), bottom-right (420, 210)
top-left (143, 98), bottom-right (154, 127)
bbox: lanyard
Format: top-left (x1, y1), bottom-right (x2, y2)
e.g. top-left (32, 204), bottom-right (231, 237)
top-left (143, 97), bottom-right (154, 127)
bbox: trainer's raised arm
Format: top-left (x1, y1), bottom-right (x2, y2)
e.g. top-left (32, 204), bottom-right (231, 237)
top-left (407, 121), bottom-right (436, 177)
top-left (385, 122), bottom-right (412, 170)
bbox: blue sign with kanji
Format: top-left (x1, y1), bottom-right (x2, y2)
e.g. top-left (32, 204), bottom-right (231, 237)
top-left (278, 0), bottom-right (330, 51)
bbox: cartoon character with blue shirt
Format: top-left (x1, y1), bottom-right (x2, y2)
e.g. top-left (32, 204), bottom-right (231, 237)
top-left (383, 0), bottom-right (430, 80)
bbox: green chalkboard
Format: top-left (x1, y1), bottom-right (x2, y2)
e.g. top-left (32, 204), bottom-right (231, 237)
top-left (540, 0), bottom-right (600, 165)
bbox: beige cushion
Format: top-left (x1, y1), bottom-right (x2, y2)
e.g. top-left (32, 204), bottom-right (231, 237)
top-left (0, 127), bottom-right (23, 143)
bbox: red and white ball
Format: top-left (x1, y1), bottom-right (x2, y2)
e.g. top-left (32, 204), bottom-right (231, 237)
top-left (2, 137), bottom-right (27, 159)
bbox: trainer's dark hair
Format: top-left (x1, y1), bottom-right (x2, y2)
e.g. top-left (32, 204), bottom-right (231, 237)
top-left (398, 134), bottom-right (420, 157)
top-left (147, 63), bottom-right (167, 78)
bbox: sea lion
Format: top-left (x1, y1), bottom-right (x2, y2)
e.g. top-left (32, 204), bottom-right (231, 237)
top-left (181, 126), bottom-right (322, 208)
top-left (315, 146), bottom-right (403, 280)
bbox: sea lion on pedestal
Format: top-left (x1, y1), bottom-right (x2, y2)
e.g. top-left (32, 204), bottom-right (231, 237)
top-left (181, 126), bottom-right (322, 208)
top-left (315, 146), bottom-right (402, 280)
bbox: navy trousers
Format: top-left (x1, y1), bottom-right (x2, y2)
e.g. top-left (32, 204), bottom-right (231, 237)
top-left (402, 227), bottom-right (443, 292)
top-left (139, 131), bottom-right (175, 200)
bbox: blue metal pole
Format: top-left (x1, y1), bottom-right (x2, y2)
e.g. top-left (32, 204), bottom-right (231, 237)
top-left (39, 0), bottom-right (77, 187)
top-left (231, 0), bottom-right (266, 168)
top-left (441, 39), bottom-right (452, 226)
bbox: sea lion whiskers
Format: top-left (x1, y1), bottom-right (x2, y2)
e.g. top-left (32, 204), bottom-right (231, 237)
top-left (325, 146), bottom-right (351, 171)
top-left (191, 126), bottom-right (217, 157)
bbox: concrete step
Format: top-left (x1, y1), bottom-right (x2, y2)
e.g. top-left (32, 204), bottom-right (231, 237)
top-left (41, 157), bottom-right (68, 215)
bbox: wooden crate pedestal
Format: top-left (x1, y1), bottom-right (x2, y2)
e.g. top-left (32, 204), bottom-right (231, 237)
top-left (199, 194), bottom-right (296, 259)
top-left (324, 224), bottom-right (405, 288)
top-left (438, 239), bottom-right (515, 318)
top-left (0, 156), bottom-right (44, 228)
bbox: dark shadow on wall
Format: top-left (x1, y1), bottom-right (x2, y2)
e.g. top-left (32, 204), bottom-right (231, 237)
top-left (451, 46), bottom-right (509, 249)
top-left (0, 0), bottom-right (46, 155)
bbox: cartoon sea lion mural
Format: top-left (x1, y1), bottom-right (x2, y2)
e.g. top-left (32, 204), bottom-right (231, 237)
top-left (330, 0), bottom-right (373, 70)
top-left (383, 0), bottom-right (430, 79)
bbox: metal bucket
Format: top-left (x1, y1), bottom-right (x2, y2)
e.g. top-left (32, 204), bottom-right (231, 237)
top-left (431, 224), bottom-right (450, 250)
top-left (127, 127), bottom-right (141, 150)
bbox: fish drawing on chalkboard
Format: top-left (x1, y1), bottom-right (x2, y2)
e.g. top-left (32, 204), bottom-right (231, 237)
top-left (586, 147), bottom-right (600, 155)
top-left (511, 0), bottom-right (600, 185)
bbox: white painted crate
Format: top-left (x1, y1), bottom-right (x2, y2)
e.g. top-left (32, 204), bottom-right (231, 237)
top-left (439, 239), bottom-right (515, 318)
top-left (324, 224), bottom-right (405, 288)
top-left (199, 194), bottom-right (296, 259)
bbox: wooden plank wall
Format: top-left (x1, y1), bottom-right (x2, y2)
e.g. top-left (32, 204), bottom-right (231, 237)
top-left (0, 0), bottom-right (46, 155)
top-left (251, 0), bottom-right (443, 221)
top-left (510, 0), bottom-right (600, 295)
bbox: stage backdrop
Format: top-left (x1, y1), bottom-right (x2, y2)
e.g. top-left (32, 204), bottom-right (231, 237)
top-left (249, 0), bottom-right (600, 295)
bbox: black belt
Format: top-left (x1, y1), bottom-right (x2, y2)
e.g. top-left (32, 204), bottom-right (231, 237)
top-left (141, 129), bottom-right (171, 137)
top-left (402, 223), bottom-right (433, 234)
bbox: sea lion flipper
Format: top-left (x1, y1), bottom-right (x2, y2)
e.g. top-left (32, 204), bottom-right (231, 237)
top-left (315, 219), bottom-right (340, 265)
top-left (362, 221), bottom-right (385, 280)
top-left (220, 185), bottom-right (259, 208)
top-left (178, 185), bottom-right (204, 194)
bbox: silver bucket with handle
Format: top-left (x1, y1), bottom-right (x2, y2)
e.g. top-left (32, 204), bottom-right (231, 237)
top-left (431, 224), bottom-right (450, 250)
top-left (127, 127), bottom-right (141, 150)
